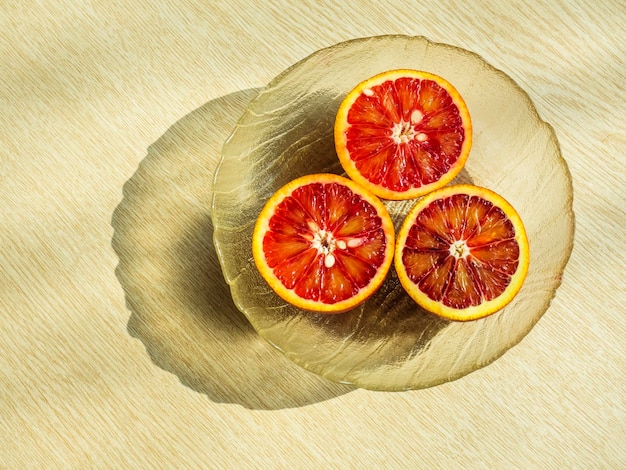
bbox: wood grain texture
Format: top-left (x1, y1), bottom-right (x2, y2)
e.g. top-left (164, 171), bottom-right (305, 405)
top-left (1, 0), bottom-right (624, 467)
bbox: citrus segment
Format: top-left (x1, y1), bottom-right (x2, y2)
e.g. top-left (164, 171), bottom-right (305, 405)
top-left (253, 173), bottom-right (395, 313)
top-left (335, 69), bottom-right (472, 200)
top-left (395, 185), bottom-right (529, 321)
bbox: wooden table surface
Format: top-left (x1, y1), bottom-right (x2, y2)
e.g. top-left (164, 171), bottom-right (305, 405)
top-left (2, 1), bottom-right (624, 467)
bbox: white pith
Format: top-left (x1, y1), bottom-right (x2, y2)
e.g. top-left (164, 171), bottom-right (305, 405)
top-left (391, 111), bottom-right (427, 145)
top-left (391, 120), bottom-right (416, 144)
top-left (449, 239), bottom-right (470, 259)
top-left (311, 230), bottom-right (336, 254)
top-left (308, 224), bottom-right (365, 269)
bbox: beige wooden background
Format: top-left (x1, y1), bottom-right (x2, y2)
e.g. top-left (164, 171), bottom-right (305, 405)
top-left (1, 1), bottom-right (624, 468)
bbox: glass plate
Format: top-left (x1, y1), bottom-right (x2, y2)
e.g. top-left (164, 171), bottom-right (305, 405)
top-left (212, 35), bottom-right (574, 391)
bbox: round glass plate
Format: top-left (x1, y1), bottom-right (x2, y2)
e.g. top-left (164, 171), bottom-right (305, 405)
top-left (212, 35), bottom-right (574, 391)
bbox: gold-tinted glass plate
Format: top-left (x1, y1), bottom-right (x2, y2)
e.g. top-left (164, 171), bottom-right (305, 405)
top-left (212, 35), bottom-right (574, 391)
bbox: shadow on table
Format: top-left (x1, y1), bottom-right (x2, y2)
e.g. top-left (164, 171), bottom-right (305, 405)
top-left (111, 89), bottom-right (354, 410)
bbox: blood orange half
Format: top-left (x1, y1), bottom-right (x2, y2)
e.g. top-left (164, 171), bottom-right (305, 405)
top-left (252, 173), bottom-right (395, 313)
top-left (335, 69), bottom-right (472, 200)
top-left (395, 184), bottom-right (529, 321)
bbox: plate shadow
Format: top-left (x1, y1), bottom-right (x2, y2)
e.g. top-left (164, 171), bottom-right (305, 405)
top-left (111, 89), bottom-right (354, 409)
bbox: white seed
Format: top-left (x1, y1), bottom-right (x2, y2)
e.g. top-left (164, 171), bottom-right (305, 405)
top-left (347, 237), bottom-right (364, 248)
top-left (363, 88), bottom-right (374, 96)
top-left (324, 253), bottom-right (336, 268)
top-left (417, 132), bottom-right (428, 142)
top-left (336, 240), bottom-right (347, 250)
top-left (411, 109), bottom-right (423, 123)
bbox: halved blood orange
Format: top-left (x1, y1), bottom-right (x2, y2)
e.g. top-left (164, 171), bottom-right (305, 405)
top-left (395, 184), bottom-right (529, 321)
top-left (252, 173), bottom-right (395, 313)
top-left (335, 69), bottom-right (472, 200)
